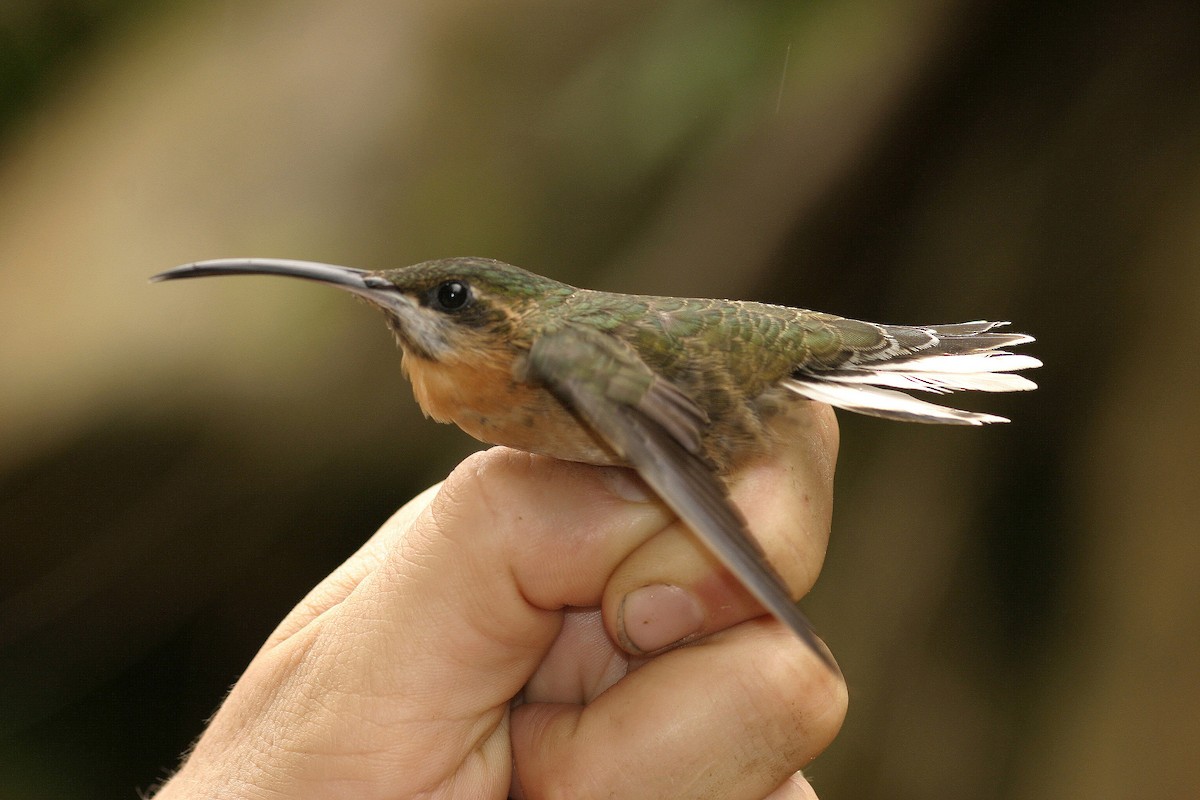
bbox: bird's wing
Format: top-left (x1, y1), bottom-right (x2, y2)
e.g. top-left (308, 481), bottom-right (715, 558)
top-left (526, 325), bottom-right (830, 667)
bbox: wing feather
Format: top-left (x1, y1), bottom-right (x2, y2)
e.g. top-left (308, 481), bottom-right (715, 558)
top-left (527, 327), bottom-right (831, 666)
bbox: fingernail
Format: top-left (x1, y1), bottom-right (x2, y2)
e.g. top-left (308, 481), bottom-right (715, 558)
top-left (600, 467), bottom-right (654, 503)
top-left (619, 584), bottom-right (704, 653)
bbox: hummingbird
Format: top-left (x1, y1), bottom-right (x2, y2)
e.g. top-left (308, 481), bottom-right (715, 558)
top-left (152, 257), bottom-right (1040, 668)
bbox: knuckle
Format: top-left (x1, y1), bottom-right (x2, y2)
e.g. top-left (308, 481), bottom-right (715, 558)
top-left (741, 628), bottom-right (849, 759)
top-left (434, 447), bottom-right (532, 524)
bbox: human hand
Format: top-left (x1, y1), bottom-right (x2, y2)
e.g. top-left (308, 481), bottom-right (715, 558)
top-left (152, 404), bottom-right (846, 799)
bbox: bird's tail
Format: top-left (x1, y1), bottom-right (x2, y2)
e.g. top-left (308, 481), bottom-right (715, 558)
top-left (784, 321), bottom-right (1041, 425)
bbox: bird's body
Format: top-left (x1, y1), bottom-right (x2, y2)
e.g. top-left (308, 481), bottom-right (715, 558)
top-left (153, 256), bottom-right (1041, 667)
top-left (400, 280), bottom-right (805, 472)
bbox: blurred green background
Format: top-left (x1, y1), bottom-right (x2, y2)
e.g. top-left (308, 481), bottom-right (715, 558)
top-left (2, 1), bottom-right (1198, 798)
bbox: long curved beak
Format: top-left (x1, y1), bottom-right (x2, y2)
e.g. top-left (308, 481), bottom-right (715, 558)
top-left (151, 258), bottom-right (399, 304)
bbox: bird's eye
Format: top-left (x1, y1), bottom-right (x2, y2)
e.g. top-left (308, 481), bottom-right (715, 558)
top-left (431, 280), bottom-right (471, 311)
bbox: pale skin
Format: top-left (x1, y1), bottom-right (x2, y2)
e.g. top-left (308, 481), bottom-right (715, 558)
top-left (151, 404), bottom-right (846, 799)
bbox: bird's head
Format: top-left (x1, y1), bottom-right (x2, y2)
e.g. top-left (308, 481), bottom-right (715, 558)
top-left (152, 257), bottom-right (575, 362)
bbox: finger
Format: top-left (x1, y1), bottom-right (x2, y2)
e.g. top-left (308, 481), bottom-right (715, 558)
top-left (604, 402), bottom-right (839, 652)
top-left (765, 771), bottom-right (820, 800)
top-left (520, 607), bottom-right (630, 706)
top-left (511, 618), bottom-right (848, 800)
top-left (290, 448), bottom-right (676, 713)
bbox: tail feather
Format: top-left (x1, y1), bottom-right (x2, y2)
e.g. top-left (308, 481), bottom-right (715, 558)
top-left (830, 353), bottom-right (1042, 394)
top-left (785, 379), bottom-right (1010, 425)
top-left (789, 319), bottom-right (1040, 424)
top-left (915, 320), bottom-right (1000, 336)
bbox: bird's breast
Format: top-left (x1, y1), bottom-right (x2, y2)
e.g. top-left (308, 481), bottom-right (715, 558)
top-left (402, 348), bottom-right (622, 465)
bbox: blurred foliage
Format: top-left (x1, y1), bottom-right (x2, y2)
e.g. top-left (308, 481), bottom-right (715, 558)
top-left (2, 1), bottom-right (1199, 799)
